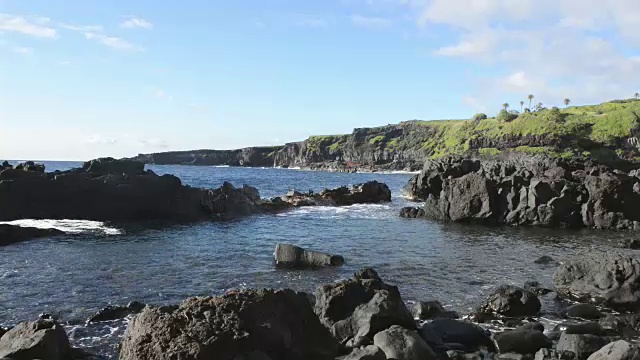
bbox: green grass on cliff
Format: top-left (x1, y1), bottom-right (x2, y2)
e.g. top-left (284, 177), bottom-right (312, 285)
top-left (302, 98), bottom-right (640, 161)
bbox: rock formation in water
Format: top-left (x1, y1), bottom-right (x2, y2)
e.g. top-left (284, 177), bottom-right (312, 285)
top-left (401, 154), bottom-right (640, 230)
top-left (0, 158), bottom-right (392, 226)
top-left (127, 99), bottom-right (640, 172)
top-left (0, 224), bottom-right (65, 247)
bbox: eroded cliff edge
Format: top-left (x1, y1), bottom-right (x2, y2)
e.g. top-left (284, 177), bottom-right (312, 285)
top-left (127, 99), bottom-right (640, 172)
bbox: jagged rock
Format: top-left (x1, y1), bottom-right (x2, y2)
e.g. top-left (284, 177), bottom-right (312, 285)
top-left (314, 269), bottom-right (414, 346)
top-left (419, 319), bottom-right (496, 353)
top-left (494, 328), bottom-right (552, 354)
top-left (0, 318), bottom-right (72, 360)
top-left (339, 345), bottom-right (386, 360)
top-left (273, 243), bottom-right (344, 269)
top-left (119, 289), bottom-right (339, 360)
top-left (373, 325), bottom-right (437, 360)
top-left (15, 161), bottom-right (45, 173)
top-left (320, 181), bottom-right (391, 205)
top-left (556, 333), bottom-right (608, 360)
top-left (562, 304), bottom-right (602, 320)
top-left (87, 301), bottom-right (146, 323)
top-left (402, 155), bottom-right (640, 229)
top-left (586, 340), bottom-right (640, 360)
top-left (411, 300), bottom-right (459, 320)
top-left (553, 253), bottom-right (640, 310)
top-left (0, 224), bottom-right (65, 246)
top-left (476, 285), bottom-right (541, 318)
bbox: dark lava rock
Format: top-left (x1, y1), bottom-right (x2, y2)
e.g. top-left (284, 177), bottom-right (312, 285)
top-left (0, 224), bottom-right (65, 246)
top-left (119, 289), bottom-right (339, 360)
top-left (420, 319), bottom-right (496, 353)
top-left (535, 256), bottom-right (556, 265)
top-left (403, 155), bottom-right (640, 230)
top-left (314, 268), bottom-right (415, 346)
top-left (373, 325), bottom-right (437, 360)
top-left (15, 161), bottom-right (45, 173)
top-left (556, 333), bottom-right (608, 360)
top-left (339, 345), bottom-right (386, 360)
top-left (0, 318), bottom-right (72, 360)
top-left (411, 300), bottom-right (459, 320)
top-left (556, 322), bottom-right (606, 336)
top-left (618, 239), bottom-right (640, 250)
top-left (563, 304), bottom-right (602, 320)
top-left (494, 328), bottom-right (552, 354)
top-left (82, 157), bottom-right (144, 175)
top-left (320, 181), bottom-right (392, 205)
top-left (599, 314), bottom-right (640, 337)
top-left (524, 281), bottom-right (553, 296)
top-left (476, 285), bottom-right (541, 318)
top-left (273, 243), bottom-right (344, 269)
top-left (534, 348), bottom-right (576, 360)
top-left (553, 252), bottom-right (640, 310)
top-left (586, 340), bottom-right (640, 360)
top-left (87, 301), bottom-right (146, 323)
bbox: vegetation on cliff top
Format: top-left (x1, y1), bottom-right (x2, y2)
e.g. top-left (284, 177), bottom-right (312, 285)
top-left (302, 98), bottom-right (640, 162)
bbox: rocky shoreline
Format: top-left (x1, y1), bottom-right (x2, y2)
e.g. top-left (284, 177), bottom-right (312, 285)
top-left (401, 154), bottom-right (640, 230)
top-left (3, 250), bottom-right (640, 359)
top-left (0, 158), bottom-right (392, 245)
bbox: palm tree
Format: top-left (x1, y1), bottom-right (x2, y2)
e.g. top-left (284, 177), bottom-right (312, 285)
top-left (564, 98), bottom-right (571, 108)
top-left (536, 102), bottom-right (543, 111)
top-left (502, 103), bottom-right (509, 111)
top-left (528, 94), bottom-right (534, 110)
top-left (520, 101), bottom-right (525, 112)
top-left (635, 92), bottom-right (639, 100)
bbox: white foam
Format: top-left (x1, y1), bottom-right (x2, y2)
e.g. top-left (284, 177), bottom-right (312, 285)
top-left (212, 165), bottom-right (230, 168)
top-left (278, 203), bottom-right (391, 219)
top-left (0, 219), bottom-right (122, 235)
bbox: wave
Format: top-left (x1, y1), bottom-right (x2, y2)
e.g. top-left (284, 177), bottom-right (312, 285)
top-left (276, 203), bottom-right (392, 219)
top-left (0, 219), bottom-right (122, 235)
top-left (212, 165), bottom-right (230, 168)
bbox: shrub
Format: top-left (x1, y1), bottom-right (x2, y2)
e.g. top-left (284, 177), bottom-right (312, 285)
top-left (497, 109), bottom-right (518, 122)
top-left (473, 113), bottom-right (488, 122)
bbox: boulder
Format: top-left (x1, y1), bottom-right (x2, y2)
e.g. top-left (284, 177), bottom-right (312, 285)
top-left (339, 345), bottom-right (386, 360)
top-left (563, 304), bottom-right (602, 320)
top-left (556, 333), bottom-right (608, 360)
top-left (494, 329), bottom-right (552, 354)
top-left (321, 181), bottom-right (391, 205)
top-left (373, 325), bottom-right (437, 360)
top-left (476, 285), bottom-right (541, 318)
top-left (534, 349), bottom-right (577, 360)
top-left (411, 300), bottom-right (459, 320)
top-left (0, 318), bottom-right (72, 360)
top-left (587, 340), bottom-right (640, 360)
top-left (273, 243), bottom-right (344, 269)
top-left (0, 224), bottom-right (65, 246)
top-left (314, 268), bottom-right (414, 346)
top-left (420, 319), bottom-right (496, 353)
top-left (558, 322), bottom-right (606, 336)
top-left (553, 253), bottom-right (640, 310)
top-left (119, 289), bottom-right (339, 360)
top-left (87, 301), bottom-right (146, 323)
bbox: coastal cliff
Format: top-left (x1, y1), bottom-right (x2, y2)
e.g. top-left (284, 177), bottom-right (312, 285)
top-left (127, 98), bottom-right (640, 171)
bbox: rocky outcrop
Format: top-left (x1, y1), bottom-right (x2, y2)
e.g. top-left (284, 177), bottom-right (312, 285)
top-left (119, 289), bottom-right (339, 360)
top-left (313, 269), bottom-right (415, 347)
top-left (553, 252), bottom-right (640, 311)
top-left (273, 243), bottom-right (344, 269)
top-left (0, 318), bottom-right (73, 360)
top-left (401, 155), bottom-right (640, 230)
top-left (475, 285), bottom-right (541, 318)
top-left (0, 158), bottom-right (393, 225)
top-left (0, 224), bottom-right (65, 246)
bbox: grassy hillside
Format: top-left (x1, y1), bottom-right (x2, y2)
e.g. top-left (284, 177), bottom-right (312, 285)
top-left (301, 98), bottom-right (640, 163)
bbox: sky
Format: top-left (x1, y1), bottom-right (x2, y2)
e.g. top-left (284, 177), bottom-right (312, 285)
top-left (1, 0), bottom-right (639, 160)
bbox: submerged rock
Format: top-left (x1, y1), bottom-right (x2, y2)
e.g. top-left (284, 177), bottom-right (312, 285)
top-left (119, 289), bottom-right (339, 360)
top-left (87, 301), bottom-right (146, 323)
top-left (553, 252), bottom-right (640, 310)
top-left (419, 319), bottom-right (496, 353)
top-left (0, 224), bottom-right (65, 247)
top-left (273, 243), bottom-right (344, 269)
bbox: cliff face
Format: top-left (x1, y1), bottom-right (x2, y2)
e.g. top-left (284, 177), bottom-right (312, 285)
top-left (127, 99), bottom-right (640, 171)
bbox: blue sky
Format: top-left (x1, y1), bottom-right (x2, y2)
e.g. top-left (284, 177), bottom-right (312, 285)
top-left (1, 0), bottom-right (639, 160)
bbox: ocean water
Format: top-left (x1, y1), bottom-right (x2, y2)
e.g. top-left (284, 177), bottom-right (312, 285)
top-left (0, 161), bottom-right (635, 357)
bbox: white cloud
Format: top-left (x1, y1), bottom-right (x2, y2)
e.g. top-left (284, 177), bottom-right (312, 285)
top-left (120, 16), bottom-right (153, 30)
top-left (350, 15), bottom-right (392, 29)
top-left (60, 23), bottom-right (103, 32)
top-left (138, 138), bottom-right (168, 148)
top-left (0, 13), bottom-right (57, 38)
top-left (84, 32), bottom-right (142, 51)
top-left (85, 135), bottom-right (119, 145)
top-left (12, 46), bottom-right (33, 55)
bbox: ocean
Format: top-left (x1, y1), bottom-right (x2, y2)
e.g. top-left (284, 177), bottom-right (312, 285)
top-left (0, 161), bottom-right (631, 357)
